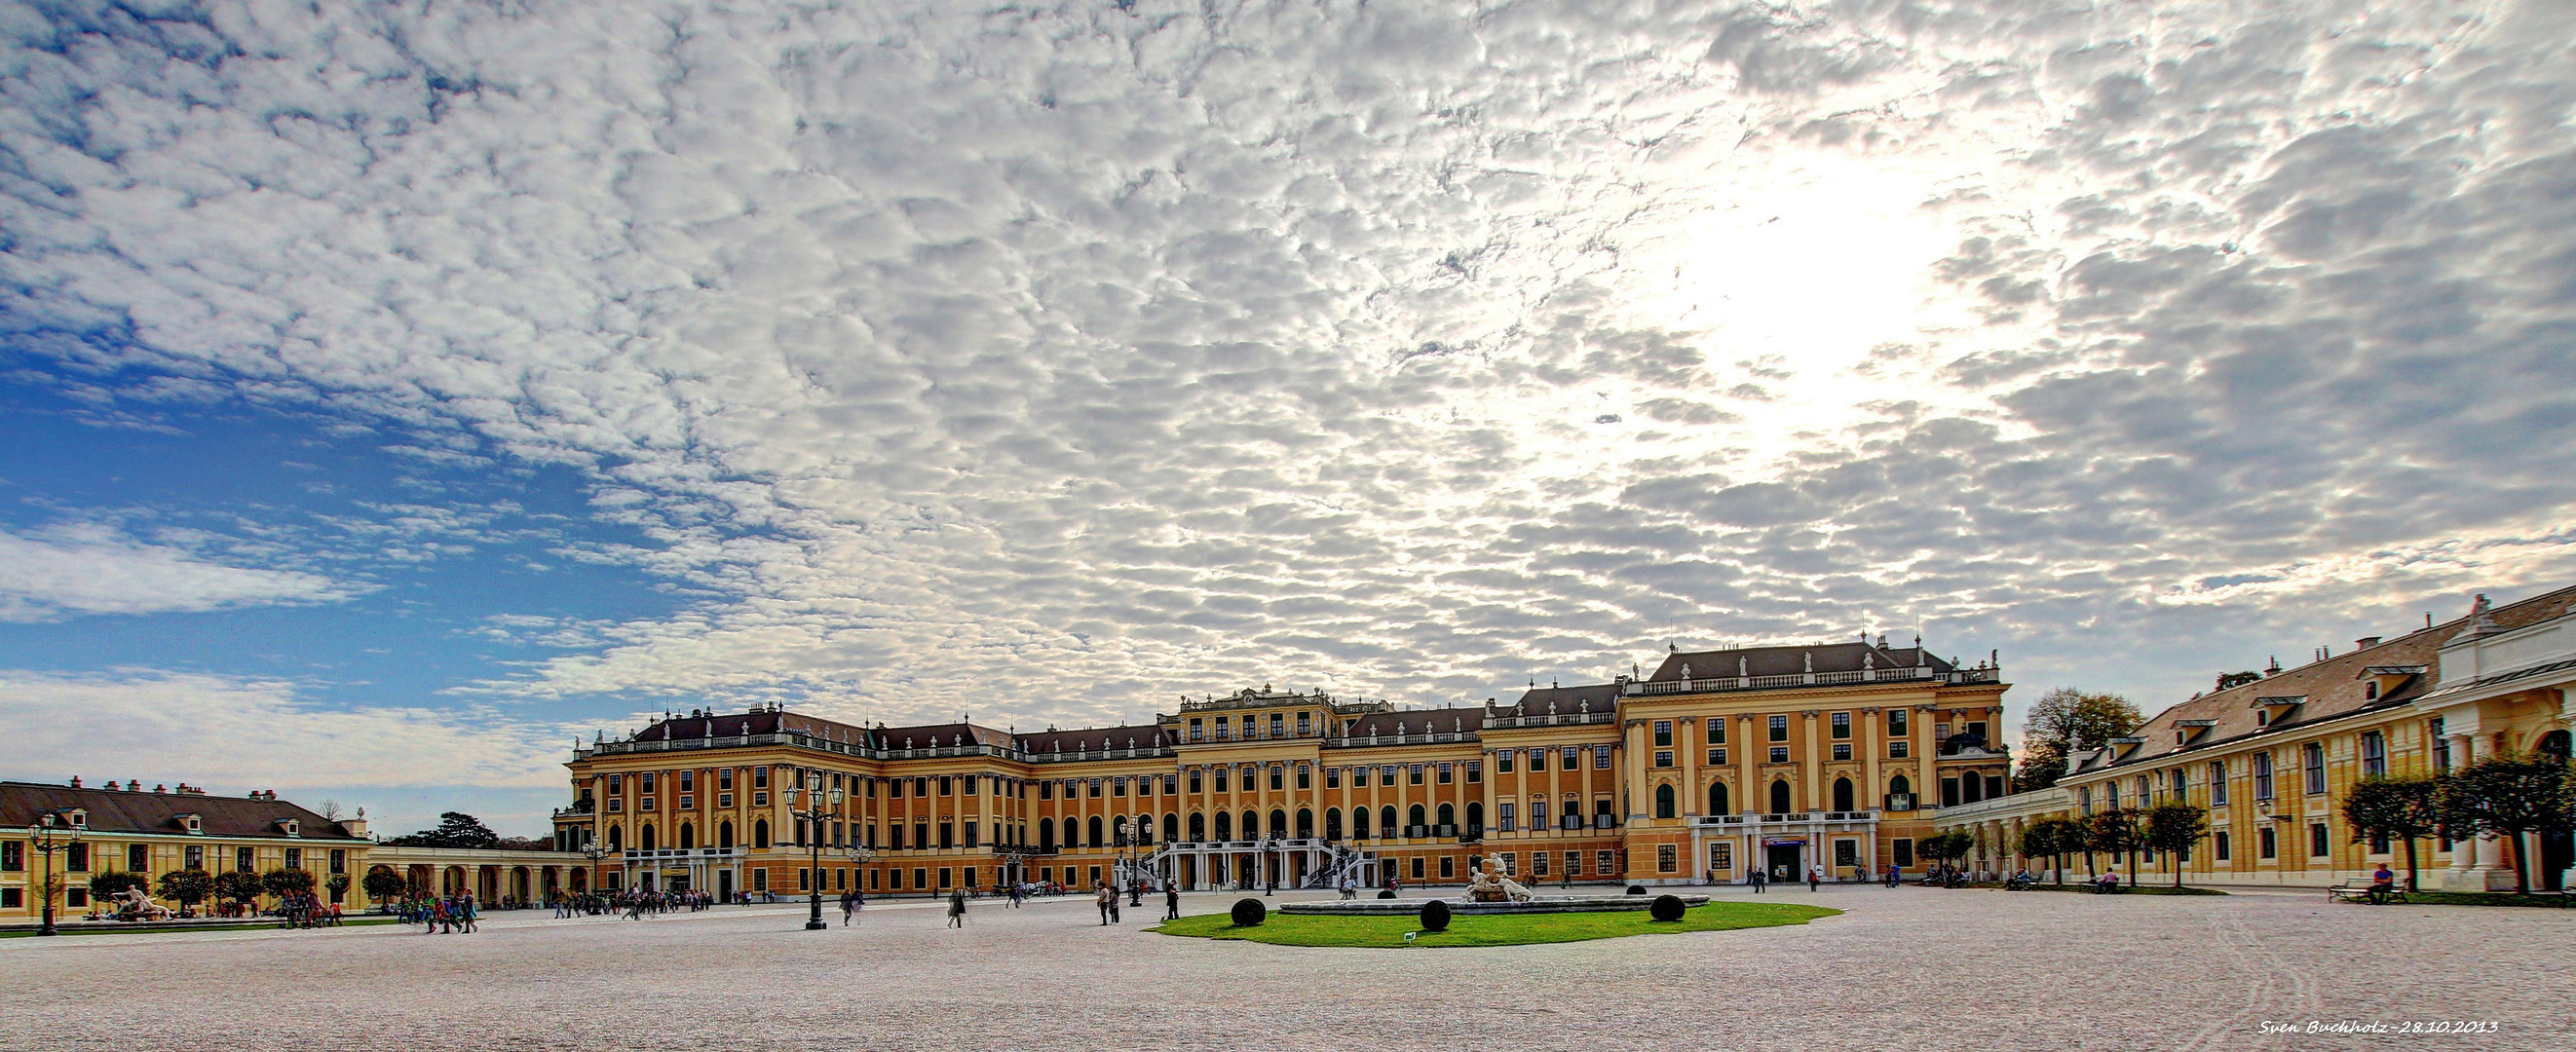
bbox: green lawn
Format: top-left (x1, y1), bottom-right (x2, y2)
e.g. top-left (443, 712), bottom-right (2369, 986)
top-left (1153, 901), bottom-right (1839, 949)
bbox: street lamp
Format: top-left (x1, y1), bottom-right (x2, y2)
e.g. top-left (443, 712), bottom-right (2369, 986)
top-left (779, 771), bottom-right (845, 931)
top-left (28, 811), bottom-right (83, 937)
top-left (580, 841), bottom-right (608, 903)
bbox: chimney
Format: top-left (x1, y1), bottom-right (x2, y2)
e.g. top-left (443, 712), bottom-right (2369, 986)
top-left (69, 775), bottom-right (81, 788)
top-left (2355, 636), bottom-right (2380, 650)
top-left (128, 779), bottom-right (140, 792)
top-left (155, 784), bottom-right (167, 794)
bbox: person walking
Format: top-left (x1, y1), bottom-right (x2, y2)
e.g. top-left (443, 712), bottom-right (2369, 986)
top-left (1095, 882), bottom-right (1113, 925)
top-left (1749, 867), bottom-right (1765, 893)
top-left (1884, 862), bottom-right (1901, 888)
top-left (947, 887), bottom-right (967, 928)
top-left (839, 889), bottom-right (856, 926)
top-left (1163, 882), bottom-right (1181, 921)
top-left (1807, 865), bottom-right (1823, 892)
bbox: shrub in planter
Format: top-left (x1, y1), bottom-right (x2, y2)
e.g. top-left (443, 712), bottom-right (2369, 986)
top-left (1625, 884), bottom-right (1648, 895)
top-left (1420, 899), bottom-right (1451, 932)
top-left (1230, 898), bottom-right (1267, 927)
top-left (1376, 889), bottom-right (1397, 899)
top-left (1648, 894), bottom-right (1686, 922)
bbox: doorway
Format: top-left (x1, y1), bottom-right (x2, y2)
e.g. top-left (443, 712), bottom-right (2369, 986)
top-left (717, 870), bottom-right (734, 903)
top-left (1765, 842), bottom-right (1802, 881)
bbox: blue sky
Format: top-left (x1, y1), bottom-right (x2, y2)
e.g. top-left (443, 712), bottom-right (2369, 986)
top-left (3, 0), bottom-right (2573, 836)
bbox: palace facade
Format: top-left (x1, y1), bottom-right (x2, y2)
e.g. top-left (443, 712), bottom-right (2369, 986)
top-left (1939, 585), bottom-right (2576, 890)
top-left (551, 638), bottom-right (2010, 898)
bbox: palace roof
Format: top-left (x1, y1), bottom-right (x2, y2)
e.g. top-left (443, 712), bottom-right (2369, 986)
top-left (0, 781), bottom-right (361, 840)
top-left (1012, 725), bottom-right (1171, 754)
top-left (2069, 583), bottom-right (2576, 775)
top-left (1343, 707), bottom-right (1484, 737)
top-left (1648, 640), bottom-right (1957, 681)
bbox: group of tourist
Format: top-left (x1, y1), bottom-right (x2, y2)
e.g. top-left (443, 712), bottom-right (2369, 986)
top-left (393, 893), bottom-right (479, 933)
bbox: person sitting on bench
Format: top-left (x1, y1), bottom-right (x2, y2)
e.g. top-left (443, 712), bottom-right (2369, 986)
top-left (2368, 863), bottom-right (2396, 904)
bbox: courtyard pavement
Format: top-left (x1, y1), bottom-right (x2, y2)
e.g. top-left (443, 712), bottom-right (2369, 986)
top-left (1, 883), bottom-right (2567, 1051)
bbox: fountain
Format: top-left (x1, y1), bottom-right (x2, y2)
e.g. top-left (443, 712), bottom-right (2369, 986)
top-left (1279, 858), bottom-right (1708, 917)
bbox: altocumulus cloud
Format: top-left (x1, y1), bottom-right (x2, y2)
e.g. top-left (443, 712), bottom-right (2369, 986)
top-left (0, 525), bottom-right (354, 620)
top-left (2, 0), bottom-right (2574, 727)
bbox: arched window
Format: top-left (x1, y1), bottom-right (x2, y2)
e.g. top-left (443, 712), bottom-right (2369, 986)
top-left (1087, 816), bottom-right (1103, 847)
top-left (1351, 808), bottom-right (1370, 839)
top-left (1890, 773), bottom-right (1912, 798)
top-left (1833, 777), bottom-right (1855, 812)
top-left (640, 824), bottom-right (658, 851)
top-left (1654, 784), bottom-right (1676, 819)
top-left (1435, 803), bottom-right (1455, 829)
top-left (751, 819), bottom-right (768, 849)
top-left (718, 820), bottom-right (735, 849)
top-left (1325, 808), bottom-right (1344, 841)
top-left (1381, 806), bottom-right (1397, 836)
top-left (678, 822), bottom-right (695, 850)
top-left (1241, 811), bottom-right (1258, 841)
top-left (1407, 804), bottom-right (1425, 831)
top-left (1189, 812), bottom-right (1206, 842)
top-left (1062, 817), bottom-right (1079, 849)
top-left (1464, 802), bottom-right (1483, 833)
top-left (607, 825), bottom-right (624, 851)
top-left (1295, 808), bottom-right (1313, 839)
top-left (1163, 812), bottom-right (1179, 843)
top-left (1709, 781), bottom-right (1730, 814)
top-left (1213, 812), bottom-right (1231, 841)
top-left (1269, 808), bottom-right (1287, 839)
top-left (1040, 820), bottom-right (1056, 851)
top-left (1768, 780), bottom-right (1792, 815)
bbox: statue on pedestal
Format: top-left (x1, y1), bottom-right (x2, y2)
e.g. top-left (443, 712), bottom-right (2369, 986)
top-left (1463, 857), bottom-right (1535, 903)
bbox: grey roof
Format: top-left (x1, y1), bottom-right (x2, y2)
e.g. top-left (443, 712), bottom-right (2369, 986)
top-left (0, 782), bottom-right (361, 840)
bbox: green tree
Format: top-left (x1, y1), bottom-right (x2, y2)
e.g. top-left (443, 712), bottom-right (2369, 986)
top-left (2141, 803), bottom-right (2210, 888)
top-left (2015, 689), bottom-right (2143, 790)
top-left (2215, 671), bottom-right (2263, 692)
top-left (2019, 818), bottom-right (2082, 884)
top-left (1917, 831), bottom-right (1974, 872)
top-left (156, 869), bottom-right (214, 912)
top-left (213, 870), bottom-right (266, 910)
top-left (2437, 755), bottom-right (2576, 894)
top-left (2086, 808), bottom-right (2147, 886)
top-left (2343, 775), bottom-right (2441, 892)
top-left (86, 870), bottom-right (148, 899)
top-left (383, 811), bottom-right (504, 849)
top-left (260, 867), bottom-right (316, 898)
top-left (325, 874), bottom-right (352, 904)
top-left (361, 868), bottom-right (409, 907)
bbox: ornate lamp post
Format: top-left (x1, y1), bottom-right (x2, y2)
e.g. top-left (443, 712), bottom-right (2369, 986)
top-left (779, 770), bottom-right (844, 931)
top-left (28, 811), bottom-right (83, 937)
top-left (580, 842), bottom-right (608, 902)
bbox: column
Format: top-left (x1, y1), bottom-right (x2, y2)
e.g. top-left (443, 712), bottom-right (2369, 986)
top-left (1623, 719), bottom-right (1648, 820)
top-left (1677, 718), bottom-right (1697, 818)
top-left (1737, 714), bottom-right (1758, 814)
top-left (1862, 707), bottom-right (1882, 812)
top-left (1482, 749), bottom-right (1499, 837)
top-left (1914, 706), bottom-right (1936, 809)
top-left (1801, 711), bottom-right (1824, 812)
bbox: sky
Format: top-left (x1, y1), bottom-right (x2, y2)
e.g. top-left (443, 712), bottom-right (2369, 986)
top-left (2, 0), bottom-right (2572, 838)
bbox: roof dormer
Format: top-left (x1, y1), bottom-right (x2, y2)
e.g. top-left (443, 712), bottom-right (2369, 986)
top-left (2360, 665), bottom-right (2425, 701)
top-left (2253, 695), bottom-right (2305, 727)
top-left (176, 812), bottom-right (204, 835)
top-left (2172, 719), bottom-right (2216, 748)
top-left (64, 808), bottom-right (88, 829)
top-left (276, 817), bottom-right (300, 838)
top-left (2106, 736), bottom-right (2147, 762)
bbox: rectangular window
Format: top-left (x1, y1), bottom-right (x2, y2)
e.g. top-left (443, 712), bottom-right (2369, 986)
top-left (719, 768), bottom-right (735, 790)
top-left (1324, 767), bottom-right (1341, 789)
top-left (1564, 747), bottom-right (1583, 770)
top-left (1768, 746), bottom-right (1789, 764)
top-left (0, 888), bottom-right (18, 908)
top-left (608, 774), bottom-right (624, 795)
top-left (1436, 763), bottom-right (1453, 785)
top-left (1409, 765), bottom-right (1425, 786)
top-left (2209, 761), bottom-right (2228, 806)
top-left (2361, 731), bottom-right (2387, 777)
top-left (6, 841), bottom-right (27, 871)
top-left (1656, 845), bottom-right (1678, 873)
top-left (1163, 775), bottom-right (1178, 795)
top-left (1893, 839), bottom-right (1913, 867)
top-left (1496, 751), bottom-right (1514, 774)
top-left (642, 773), bottom-right (656, 794)
top-left (2369, 829), bottom-right (2390, 853)
top-left (236, 846), bottom-right (253, 871)
top-left (677, 795), bottom-right (692, 810)
top-left (1213, 768), bottom-right (1229, 793)
top-left (1708, 719), bottom-right (1726, 744)
top-left (1037, 779), bottom-right (1053, 800)
top-left (1888, 709), bottom-right (1909, 737)
top-left (938, 775), bottom-right (954, 796)
top-left (1595, 746), bottom-right (1612, 770)
top-left (1532, 800), bottom-right (1548, 826)
top-left (328, 848), bottom-right (346, 875)
top-left (2302, 742), bottom-right (2326, 795)
top-left (1439, 856), bottom-right (1455, 880)
top-left (1708, 747), bottom-right (1726, 766)
top-left (1889, 739), bottom-right (1909, 759)
top-left (1089, 778), bottom-right (1103, 798)
top-left (2215, 831), bottom-right (2230, 860)
top-left (964, 823), bottom-right (979, 848)
top-left (680, 770), bottom-right (695, 793)
top-left (1299, 766), bottom-right (1313, 789)
top-left (1189, 717), bottom-right (1203, 741)
top-left (1654, 720), bottom-right (1673, 747)
top-left (1832, 743), bottom-right (1851, 761)
top-left (1465, 762), bottom-right (1481, 783)
top-left (753, 768), bottom-right (770, 789)
top-left (128, 844), bottom-right (148, 872)
top-left (1710, 842), bottom-right (1732, 872)
top-left (966, 775), bottom-right (981, 796)
top-left (890, 778), bottom-right (905, 799)
top-left (1297, 712), bottom-right (1311, 736)
top-left (1654, 751), bottom-right (1673, 768)
top-left (1831, 712), bottom-right (1850, 739)
top-left (2258, 827), bottom-right (2277, 859)
top-left (1112, 776), bottom-right (1126, 797)
top-left (1597, 849), bottom-right (1615, 876)
top-left (2430, 718), bottom-right (2449, 771)
top-left (284, 847), bottom-right (300, 871)
top-left (1528, 749), bottom-right (1546, 772)
top-left (2310, 822), bottom-right (2330, 857)
top-left (2253, 752), bottom-right (2274, 801)
top-left (183, 845), bottom-right (202, 871)
top-left (1768, 715), bottom-right (1789, 742)
top-left (1532, 851), bottom-right (1549, 877)
top-left (1497, 803), bottom-right (1515, 831)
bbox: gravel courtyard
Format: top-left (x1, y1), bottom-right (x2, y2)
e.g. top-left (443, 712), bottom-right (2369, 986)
top-left (3, 884), bottom-right (2566, 1051)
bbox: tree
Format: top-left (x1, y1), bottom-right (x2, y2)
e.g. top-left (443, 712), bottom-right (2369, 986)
top-left (86, 870), bottom-right (147, 899)
top-left (2019, 818), bottom-right (2082, 884)
top-left (2437, 755), bottom-right (2576, 894)
top-left (2086, 808), bottom-right (2147, 886)
top-left (2215, 671), bottom-right (2263, 692)
top-left (325, 874), bottom-right (352, 904)
top-left (2343, 775), bottom-right (2442, 892)
top-left (213, 870), bottom-right (266, 910)
top-left (261, 867), bottom-right (317, 898)
top-left (383, 811), bottom-right (503, 849)
top-left (2141, 803), bottom-right (2210, 888)
top-left (157, 869), bottom-right (214, 912)
top-left (2015, 689), bottom-right (2143, 790)
top-left (315, 799), bottom-right (345, 822)
top-left (1918, 831), bottom-right (1974, 872)
top-left (361, 868), bottom-right (409, 907)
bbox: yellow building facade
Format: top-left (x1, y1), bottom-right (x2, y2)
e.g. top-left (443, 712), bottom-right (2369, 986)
top-left (554, 638), bottom-right (2012, 896)
top-left (1941, 586), bottom-right (2576, 891)
top-left (0, 780), bottom-right (370, 923)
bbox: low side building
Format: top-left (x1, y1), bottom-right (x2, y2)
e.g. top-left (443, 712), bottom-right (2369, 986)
top-left (1942, 585), bottom-right (2576, 890)
top-left (0, 780), bottom-right (368, 921)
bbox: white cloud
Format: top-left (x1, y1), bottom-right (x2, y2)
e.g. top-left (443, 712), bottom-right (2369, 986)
top-left (0, 525), bottom-right (355, 620)
top-left (1, 0), bottom-right (2571, 727)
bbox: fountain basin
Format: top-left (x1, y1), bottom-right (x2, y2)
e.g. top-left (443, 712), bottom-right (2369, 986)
top-left (1279, 894), bottom-right (1708, 917)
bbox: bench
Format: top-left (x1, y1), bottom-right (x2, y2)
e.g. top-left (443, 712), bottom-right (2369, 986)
top-left (2327, 883), bottom-right (2405, 904)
